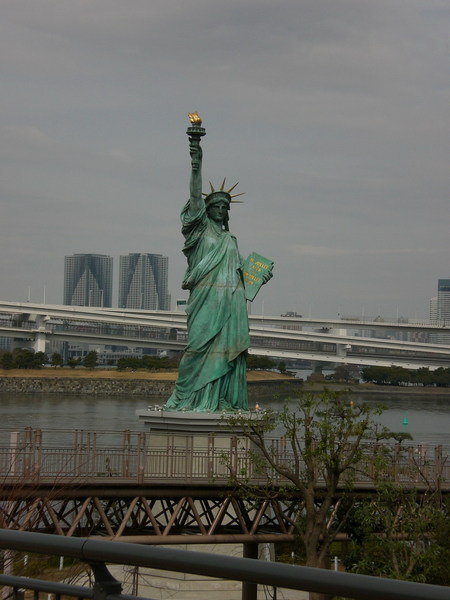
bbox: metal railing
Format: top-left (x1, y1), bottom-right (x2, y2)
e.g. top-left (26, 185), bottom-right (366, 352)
top-left (1, 431), bottom-right (448, 489)
top-left (0, 530), bottom-right (449, 600)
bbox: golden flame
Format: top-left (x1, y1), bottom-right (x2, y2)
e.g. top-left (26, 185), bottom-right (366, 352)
top-left (188, 112), bottom-right (202, 125)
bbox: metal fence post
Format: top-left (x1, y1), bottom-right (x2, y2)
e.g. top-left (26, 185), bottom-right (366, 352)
top-left (242, 542), bottom-right (258, 600)
top-left (89, 561), bottom-right (123, 600)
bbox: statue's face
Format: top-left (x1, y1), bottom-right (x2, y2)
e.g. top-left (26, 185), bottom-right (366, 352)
top-left (207, 201), bottom-right (229, 224)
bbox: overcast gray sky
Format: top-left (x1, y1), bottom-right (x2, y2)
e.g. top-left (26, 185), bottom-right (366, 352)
top-left (1, 0), bottom-right (449, 320)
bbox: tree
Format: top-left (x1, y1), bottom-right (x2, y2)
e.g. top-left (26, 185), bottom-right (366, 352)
top-left (246, 354), bottom-right (276, 370)
top-left (116, 355), bottom-right (178, 371)
top-left (361, 365), bottom-right (450, 387)
top-left (83, 351), bottom-right (98, 370)
top-left (225, 390), bottom-right (398, 600)
top-left (12, 348), bottom-right (35, 369)
top-left (0, 351), bottom-right (14, 369)
top-left (278, 360), bottom-right (287, 374)
top-left (50, 352), bottom-right (64, 368)
top-left (343, 485), bottom-right (450, 585)
top-left (412, 367), bottom-right (433, 386)
top-left (33, 351), bottom-right (48, 368)
top-left (67, 357), bottom-right (82, 369)
top-left (11, 349), bottom-right (48, 369)
top-left (329, 364), bottom-right (360, 383)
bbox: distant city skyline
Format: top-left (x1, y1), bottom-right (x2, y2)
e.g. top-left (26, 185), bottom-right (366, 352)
top-left (64, 252), bottom-right (170, 310)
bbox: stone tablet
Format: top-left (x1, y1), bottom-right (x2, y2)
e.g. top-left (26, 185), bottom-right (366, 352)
top-left (242, 252), bottom-right (274, 301)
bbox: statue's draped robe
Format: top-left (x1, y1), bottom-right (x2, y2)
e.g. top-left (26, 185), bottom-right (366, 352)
top-left (165, 201), bottom-right (250, 412)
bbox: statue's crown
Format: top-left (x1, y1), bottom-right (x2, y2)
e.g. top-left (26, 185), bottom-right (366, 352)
top-left (203, 179), bottom-right (244, 206)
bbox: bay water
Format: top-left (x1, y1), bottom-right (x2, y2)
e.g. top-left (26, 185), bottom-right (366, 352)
top-left (1, 390), bottom-right (449, 448)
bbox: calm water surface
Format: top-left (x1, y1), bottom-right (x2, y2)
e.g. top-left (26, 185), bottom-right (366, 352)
top-left (0, 391), bottom-right (449, 447)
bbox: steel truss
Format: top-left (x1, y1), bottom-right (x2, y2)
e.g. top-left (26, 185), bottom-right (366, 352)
top-left (1, 492), bottom-right (304, 543)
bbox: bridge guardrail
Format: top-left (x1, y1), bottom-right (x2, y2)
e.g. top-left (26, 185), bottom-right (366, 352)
top-left (1, 435), bottom-right (448, 489)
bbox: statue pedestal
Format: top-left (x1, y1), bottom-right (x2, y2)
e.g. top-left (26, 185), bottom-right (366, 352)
top-left (136, 408), bottom-right (239, 434)
top-left (135, 408), bottom-right (265, 479)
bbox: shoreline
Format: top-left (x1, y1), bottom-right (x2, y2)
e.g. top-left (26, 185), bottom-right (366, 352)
top-left (0, 368), bottom-right (292, 381)
top-left (0, 369), bottom-right (302, 399)
top-left (0, 369), bottom-right (449, 397)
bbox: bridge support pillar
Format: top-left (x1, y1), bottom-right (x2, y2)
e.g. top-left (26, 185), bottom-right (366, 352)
top-left (32, 315), bottom-right (50, 353)
top-left (242, 542), bottom-right (258, 600)
top-left (309, 361), bottom-right (325, 381)
top-left (33, 331), bottom-right (47, 353)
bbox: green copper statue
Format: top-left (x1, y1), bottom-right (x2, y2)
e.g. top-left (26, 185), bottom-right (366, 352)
top-left (164, 114), bottom-right (272, 412)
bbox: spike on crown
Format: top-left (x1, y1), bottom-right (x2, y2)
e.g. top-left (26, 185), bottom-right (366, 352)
top-left (202, 178), bottom-right (245, 206)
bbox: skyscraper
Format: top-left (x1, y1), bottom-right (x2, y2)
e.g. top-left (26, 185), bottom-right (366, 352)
top-left (119, 253), bottom-right (170, 310)
top-left (436, 279), bottom-right (450, 322)
top-left (430, 279), bottom-right (450, 344)
top-left (64, 254), bottom-right (113, 307)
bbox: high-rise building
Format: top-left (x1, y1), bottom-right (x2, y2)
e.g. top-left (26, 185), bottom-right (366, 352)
top-left (436, 280), bottom-right (450, 322)
top-left (119, 253), bottom-right (170, 310)
top-left (64, 254), bottom-right (113, 307)
top-left (430, 279), bottom-right (450, 344)
top-left (430, 280), bottom-right (450, 323)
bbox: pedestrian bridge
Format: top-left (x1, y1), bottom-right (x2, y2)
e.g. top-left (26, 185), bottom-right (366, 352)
top-left (1, 300), bottom-right (450, 369)
top-left (1, 428), bottom-right (448, 543)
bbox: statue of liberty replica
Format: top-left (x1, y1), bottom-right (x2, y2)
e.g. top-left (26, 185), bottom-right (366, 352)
top-left (165, 114), bottom-right (272, 413)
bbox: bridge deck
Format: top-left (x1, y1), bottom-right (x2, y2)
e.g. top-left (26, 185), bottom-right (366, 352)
top-left (2, 301), bottom-right (450, 367)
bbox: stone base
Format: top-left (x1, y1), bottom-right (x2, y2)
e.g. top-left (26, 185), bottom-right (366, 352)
top-left (136, 407), bottom-right (264, 433)
top-left (135, 409), bottom-right (267, 478)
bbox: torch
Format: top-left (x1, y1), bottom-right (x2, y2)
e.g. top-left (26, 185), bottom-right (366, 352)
top-left (187, 112), bottom-right (205, 172)
top-left (187, 111), bottom-right (206, 140)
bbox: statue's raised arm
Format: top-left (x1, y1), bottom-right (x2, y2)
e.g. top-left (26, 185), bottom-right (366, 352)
top-left (187, 112), bottom-right (205, 215)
